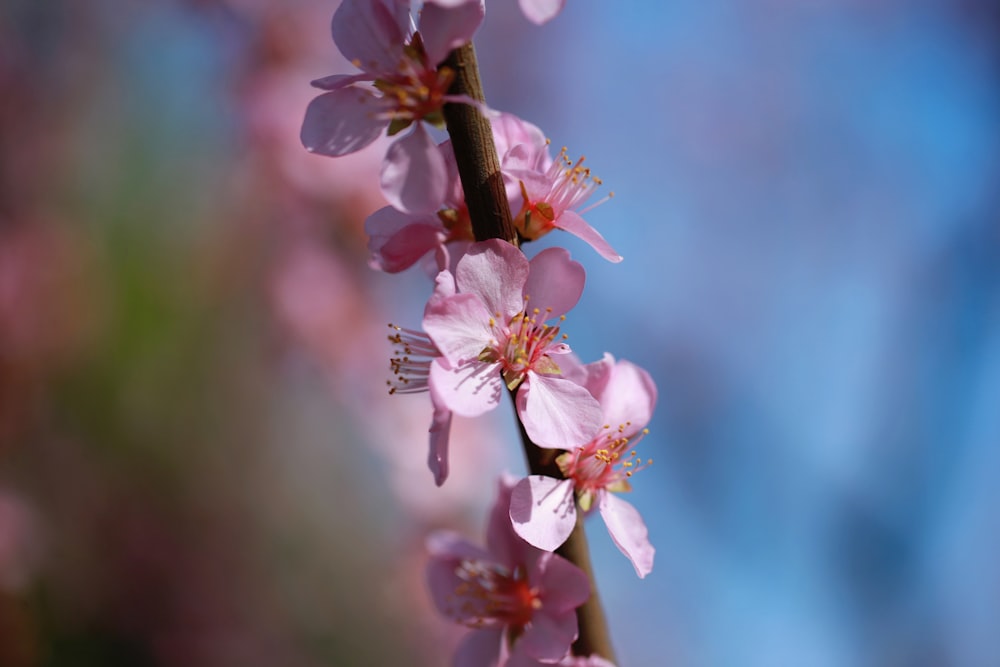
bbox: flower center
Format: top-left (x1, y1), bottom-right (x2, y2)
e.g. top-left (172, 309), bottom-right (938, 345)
top-left (513, 147), bottom-right (613, 241)
top-left (558, 424), bottom-right (652, 503)
top-left (437, 205), bottom-right (474, 243)
top-left (386, 324), bottom-right (439, 394)
top-left (479, 299), bottom-right (569, 390)
top-left (451, 560), bottom-right (541, 631)
top-left (373, 34), bottom-right (455, 132)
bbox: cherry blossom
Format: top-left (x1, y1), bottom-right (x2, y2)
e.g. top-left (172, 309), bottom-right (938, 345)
top-left (509, 354), bottom-right (656, 577)
top-left (499, 133), bottom-right (620, 262)
top-left (365, 139), bottom-right (473, 274)
top-left (364, 112), bottom-right (547, 275)
top-left (301, 0), bottom-right (486, 214)
top-left (422, 239), bottom-right (603, 449)
top-left (427, 475), bottom-right (590, 667)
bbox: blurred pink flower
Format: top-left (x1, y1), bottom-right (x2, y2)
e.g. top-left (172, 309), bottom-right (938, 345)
top-left (364, 112), bottom-right (551, 275)
top-left (509, 355), bottom-right (656, 578)
top-left (518, 0), bottom-right (566, 25)
top-left (423, 240), bottom-right (602, 449)
top-left (301, 0), bottom-right (486, 214)
top-left (427, 475), bottom-right (589, 666)
top-left (365, 139), bottom-right (473, 274)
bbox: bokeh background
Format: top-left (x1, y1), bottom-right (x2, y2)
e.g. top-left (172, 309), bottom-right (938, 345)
top-left (2, 0), bottom-right (998, 665)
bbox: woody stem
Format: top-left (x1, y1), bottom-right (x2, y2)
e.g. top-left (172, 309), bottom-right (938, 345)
top-left (442, 41), bottom-right (618, 663)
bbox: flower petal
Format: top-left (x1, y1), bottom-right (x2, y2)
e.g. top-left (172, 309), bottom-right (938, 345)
top-left (455, 240), bottom-right (529, 321)
top-left (518, 373), bottom-right (602, 449)
top-left (516, 604), bottom-right (578, 663)
top-left (523, 246), bottom-right (585, 318)
top-left (518, 0), bottom-right (566, 25)
top-left (380, 124), bottom-right (450, 214)
top-left (597, 359), bottom-right (658, 436)
top-left (310, 72), bottom-right (374, 90)
top-left (555, 209), bottom-right (622, 263)
top-left (331, 0), bottom-right (409, 73)
top-left (428, 400), bottom-right (453, 486)
top-left (419, 0), bottom-right (485, 66)
top-left (429, 358), bottom-right (503, 417)
top-left (423, 291), bottom-right (494, 364)
top-left (598, 493), bottom-right (654, 578)
top-left (300, 89), bottom-right (389, 157)
top-left (365, 206), bottom-right (445, 272)
top-left (453, 628), bottom-right (503, 667)
top-left (535, 552), bottom-right (591, 613)
top-left (509, 476), bottom-right (576, 552)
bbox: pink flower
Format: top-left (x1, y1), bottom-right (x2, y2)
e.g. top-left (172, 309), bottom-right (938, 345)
top-left (422, 240), bottom-right (603, 449)
top-left (503, 139), bottom-right (621, 263)
top-left (518, 0), bottom-right (567, 25)
top-left (509, 354), bottom-right (656, 578)
top-left (364, 112), bottom-right (546, 275)
top-left (365, 139), bottom-right (474, 274)
top-left (427, 475), bottom-right (590, 666)
top-left (301, 0), bottom-right (485, 214)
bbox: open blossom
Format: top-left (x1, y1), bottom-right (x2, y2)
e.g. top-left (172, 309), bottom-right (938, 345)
top-left (422, 239), bottom-right (603, 449)
top-left (427, 475), bottom-right (590, 666)
top-left (502, 134), bottom-right (621, 263)
top-left (301, 0), bottom-right (485, 214)
top-left (364, 112), bottom-right (548, 275)
top-left (509, 354), bottom-right (656, 577)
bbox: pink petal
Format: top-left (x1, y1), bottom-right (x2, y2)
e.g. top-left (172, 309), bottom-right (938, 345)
top-left (518, 0), bottom-right (566, 25)
top-left (300, 89), bottom-right (390, 157)
top-left (310, 72), bottom-right (374, 90)
top-left (429, 358), bottom-right (503, 417)
top-left (331, 0), bottom-right (409, 73)
top-left (516, 606), bottom-right (578, 662)
top-left (509, 476), bottom-right (576, 552)
top-left (427, 529), bottom-right (492, 561)
top-left (535, 552), bottom-right (591, 612)
top-left (454, 628), bottom-right (503, 667)
top-left (579, 353), bottom-right (614, 399)
top-left (555, 209), bottom-right (622, 263)
top-left (523, 246), bottom-right (585, 317)
top-left (492, 112), bottom-right (548, 168)
top-left (380, 124), bottom-right (450, 214)
top-left (428, 400), bottom-right (453, 486)
top-left (423, 291), bottom-right (494, 364)
top-left (484, 475), bottom-right (520, 565)
top-left (428, 268), bottom-right (458, 303)
top-left (376, 223), bottom-right (444, 272)
top-left (598, 493), bottom-right (654, 578)
top-left (518, 373), bottom-right (602, 449)
top-left (419, 0), bottom-right (486, 66)
top-left (455, 240), bottom-right (529, 321)
top-left (597, 359), bottom-right (658, 437)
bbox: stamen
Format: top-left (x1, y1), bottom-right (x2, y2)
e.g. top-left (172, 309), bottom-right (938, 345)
top-left (387, 324), bottom-right (439, 395)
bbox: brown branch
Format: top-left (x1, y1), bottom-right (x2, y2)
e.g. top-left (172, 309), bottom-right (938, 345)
top-left (441, 43), bottom-right (518, 245)
top-left (440, 42), bottom-right (617, 663)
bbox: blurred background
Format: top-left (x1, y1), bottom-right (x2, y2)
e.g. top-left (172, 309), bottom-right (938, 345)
top-left (1, 0), bottom-right (998, 665)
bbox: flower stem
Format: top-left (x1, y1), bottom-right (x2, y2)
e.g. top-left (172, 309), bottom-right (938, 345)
top-left (440, 43), bottom-right (518, 246)
top-left (442, 42), bottom-right (618, 664)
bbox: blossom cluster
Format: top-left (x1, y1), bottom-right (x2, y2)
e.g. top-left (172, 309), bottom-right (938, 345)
top-left (301, 0), bottom-right (656, 664)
